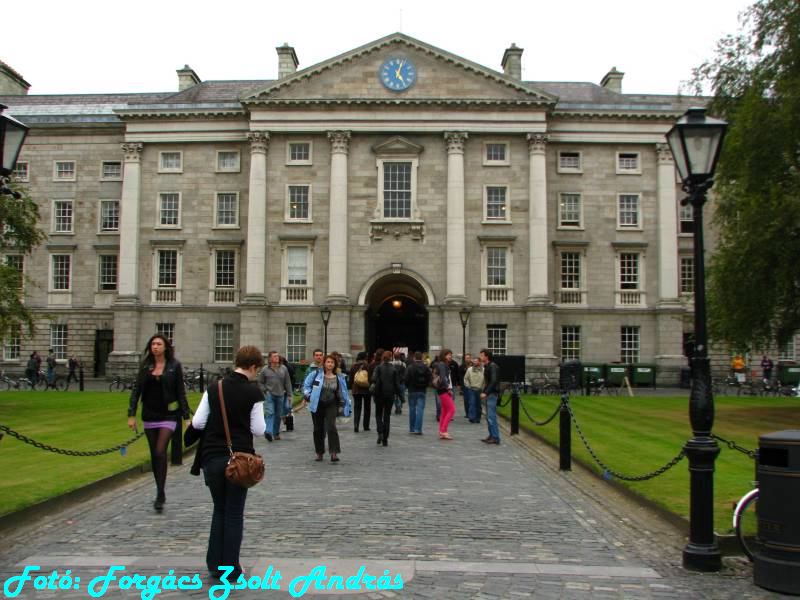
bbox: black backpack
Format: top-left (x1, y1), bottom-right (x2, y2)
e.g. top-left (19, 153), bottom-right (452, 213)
top-left (412, 363), bottom-right (430, 388)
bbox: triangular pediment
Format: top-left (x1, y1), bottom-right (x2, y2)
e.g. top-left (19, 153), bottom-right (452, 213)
top-left (242, 33), bottom-right (556, 107)
top-left (372, 136), bottom-right (424, 155)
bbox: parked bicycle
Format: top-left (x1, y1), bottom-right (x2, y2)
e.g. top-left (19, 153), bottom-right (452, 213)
top-left (733, 482), bottom-right (761, 561)
top-left (588, 377), bottom-right (620, 396)
top-left (109, 374), bottom-right (136, 392)
top-left (41, 374), bottom-right (69, 391)
top-left (0, 370), bottom-right (43, 390)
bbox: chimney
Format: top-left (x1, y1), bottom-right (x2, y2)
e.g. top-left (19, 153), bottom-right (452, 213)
top-left (0, 60), bottom-right (31, 95)
top-left (276, 44), bottom-right (299, 78)
top-left (501, 44), bottom-right (523, 80)
top-left (601, 67), bottom-right (624, 94)
top-left (177, 65), bottom-right (201, 91)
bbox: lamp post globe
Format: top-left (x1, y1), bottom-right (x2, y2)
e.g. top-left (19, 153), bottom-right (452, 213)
top-left (667, 107), bottom-right (727, 572)
top-left (0, 104), bottom-right (29, 178)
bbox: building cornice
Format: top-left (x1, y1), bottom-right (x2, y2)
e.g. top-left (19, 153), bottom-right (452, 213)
top-left (114, 104), bottom-right (246, 120)
top-left (551, 109), bottom-right (683, 122)
top-left (245, 98), bottom-right (551, 108)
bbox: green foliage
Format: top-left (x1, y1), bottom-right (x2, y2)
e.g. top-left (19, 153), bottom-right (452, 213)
top-left (688, 0), bottom-right (800, 348)
top-left (0, 181), bottom-right (46, 339)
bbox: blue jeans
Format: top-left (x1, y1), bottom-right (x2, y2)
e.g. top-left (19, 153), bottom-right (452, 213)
top-left (267, 393), bottom-right (284, 437)
top-left (202, 454), bottom-right (248, 575)
top-left (407, 390), bottom-right (426, 433)
top-left (465, 388), bottom-right (481, 422)
top-left (486, 393), bottom-right (500, 441)
top-left (394, 383), bottom-right (406, 412)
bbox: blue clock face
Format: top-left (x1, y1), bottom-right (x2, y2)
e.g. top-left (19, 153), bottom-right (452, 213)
top-left (379, 57), bottom-right (417, 92)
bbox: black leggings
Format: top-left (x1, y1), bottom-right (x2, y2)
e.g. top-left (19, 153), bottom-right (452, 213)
top-left (145, 427), bottom-right (173, 500)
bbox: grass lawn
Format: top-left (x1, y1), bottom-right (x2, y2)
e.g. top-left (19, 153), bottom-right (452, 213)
top-left (499, 393), bottom-right (800, 532)
top-left (0, 391), bottom-right (201, 517)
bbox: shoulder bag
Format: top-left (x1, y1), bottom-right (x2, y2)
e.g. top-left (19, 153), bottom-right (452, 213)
top-left (218, 381), bottom-right (265, 488)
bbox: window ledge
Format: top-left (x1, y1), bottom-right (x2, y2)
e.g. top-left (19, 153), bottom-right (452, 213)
top-left (481, 220), bottom-right (512, 225)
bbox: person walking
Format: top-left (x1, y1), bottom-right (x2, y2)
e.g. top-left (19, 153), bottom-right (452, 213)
top-left (257, 351), bottom-right (292, 442)
top-left (404, 351), bottom-right (431, 434)
top-left (761, 354), bottom-right (774, 382)
top-left (392, 352), bottom-right (407, 415)
top-left (67, 355), bottom-right (80, 385)
top-left (127, 334), bottom-right (190, 511)
top-left (463, 356), bottom-right (484, 423)
top-left (372, 350), bottom-right (399, 446)
top-left (306, 354), bottom-right (351, 462)
top-left (45, 349), bottom-right (57, 387)
top-left (480, 348), bottom-right (501, 445)
top-left (302, 349), bottom-right (324, 402)
top-left (348, 351), bottom-right (371, 432)
top-left (189, 345), bottom-right (266, 580)
top-left (435, 349), bottom-right (455, 440)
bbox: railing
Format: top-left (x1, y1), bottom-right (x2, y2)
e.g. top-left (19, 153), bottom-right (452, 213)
top-left (281, 286), bottom-right (313, 304)
top-left (151, 288), bottom-right (181, 304)
top-left (615, 290), bottom-right (645, 307)
top-left (557, 289), bottom-right (586, 305)
top-left (481, 287), bottom-right (514, 305)
top-left (209, 288), bottom-right (239, 304)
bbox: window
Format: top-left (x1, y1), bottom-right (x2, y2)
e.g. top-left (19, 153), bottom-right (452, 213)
top-left (159, 151), bottom-right (182, 173)
top-left (101, 161), bottom-right (122, 180)
top-left (484, 186), bottom-right (509, 221)
top-left (156, 322), bottom-right (175, 345)
top-left (559, 252), bottom-right (584, 304)
top-left (558, 151), bottom-right (582, 173)
top-left (561, 326), bottom-right (581, 361)
top-left (287, 185), bottom-right (311, 221)
top-left (558, 193), bottom-right (582, 228)
top-left (481, 242), bottom-right (514, 304)
top-left (287, 142), bottom-right (312, 165)
top-left (779, 336), bottom-right (796, 361)
top-left (286, 247), bottom-right (308, 286)
top-left (679, 203), bottom-right (694, 234)
top-left (213, 324), bottom-right (234, 363)
top-left (98, 255), bottom-right (118, 291)
top-left (11, 162), bottom-right (28, 182)
top-left (5, 255), bottom-right (23, 290)
top-left (214, 192), bottom-right (239, 227)
top-left (616, 152), bottom-right (641, 174)
top-left (158, 193), bottom-right (180, 227)
top-left (215, 250), bottom-right (236, 288)
top-left (51, 255), bottom-right (71, 291)
top-left (487, 247), bottom-right (507, 286)
top-left (50, 324), bottom-right (68, 360)
top-left (3, 325), bottom-right (21, 361)
top-left (618, 194), bottom-right (641, 228)
top-left (281, 243), bottom-right (314, 304)
top-left (487, 325), bottom-right (507, 356)
top-left (620, 326), bottom-right (640, 363)
top-left (483, 142), bottom-right (509, 166)
top-left (286, 323), bottom-right (307, 363)
top-left (616, 251), bottom-right (645, 306)
top-left (680, 257), bottom-right (694, 294)
top-left (99, 200), bottom-right (120, 232)
top-left (382, 162), bottom-right (412, 219)
top-left (216, 151), bottom-right (240, 172)
top-left (54, 161), bottom-right (76, 181)
top-left (52, 200), bottom-right (73, 233)
top-left (157, 249), bottom-right (178, 288)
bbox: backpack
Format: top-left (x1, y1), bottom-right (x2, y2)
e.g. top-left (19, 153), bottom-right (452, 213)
top-left (413, 364), bottom-right (430, 388)
top-left (431, 367), bottom-right (441, 390)
top-left (393, 359), bottom-right (407, 381)
top-left (354, 365), bottom-right (369, 387)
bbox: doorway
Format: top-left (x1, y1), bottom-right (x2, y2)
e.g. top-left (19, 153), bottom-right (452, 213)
top-left (94, 330), bottom-right (113, 376)
top-left (364, 273), bottom-right (428, 355)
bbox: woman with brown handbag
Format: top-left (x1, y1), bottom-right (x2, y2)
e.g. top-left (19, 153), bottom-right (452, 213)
top-left (190, 345), bottom-right (266, 580)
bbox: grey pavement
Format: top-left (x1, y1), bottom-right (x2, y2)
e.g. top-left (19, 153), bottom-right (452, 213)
top-left (0, 394), bottom-right (784, 599)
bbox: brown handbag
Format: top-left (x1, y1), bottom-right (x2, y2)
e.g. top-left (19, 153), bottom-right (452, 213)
top-left (218, 381), bottom-right (265, 488)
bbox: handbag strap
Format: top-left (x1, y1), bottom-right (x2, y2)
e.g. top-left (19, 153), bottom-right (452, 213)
top-left (217, 380), bottom-right (234, 457)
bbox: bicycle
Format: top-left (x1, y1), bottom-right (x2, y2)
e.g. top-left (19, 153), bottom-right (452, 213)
top-left (733, 483), bottom-right (761, 561)
top-left (41, 374), bottom-right (68, 391)
top-left (109, 374), bottom-right (136, 392)
top-left (0, 371), bottom-right (37, 390)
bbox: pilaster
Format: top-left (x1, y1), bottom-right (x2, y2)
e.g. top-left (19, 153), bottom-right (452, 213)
top-left (527, 133), bottom-right (549, 303)
top-left (657, 143), bottom-right (680, 302)
top-left (244, 131), bottom-right (269, 304)
top-left (327, 131), bottom-right (351, 304)
top-left (444, 131), bottom-right (468, 305)
top-left (525, 305), bottom-right (558, 377)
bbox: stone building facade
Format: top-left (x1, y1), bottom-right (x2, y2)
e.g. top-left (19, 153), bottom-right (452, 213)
top-left (1, 33), bottom-right (715, 381)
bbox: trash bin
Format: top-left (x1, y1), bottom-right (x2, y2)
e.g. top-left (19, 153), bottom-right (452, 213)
top-left (776, 362), bottom-right (800, 385)
top-left (581, 363), bottom-right (604, 386)
top-left (753, 430), bottom-right (800, 594)
top-left (631, 364), bottom-right (657, 388)
top-left (679, 367), bottom-right (691, 389)
top-left (604, 364), bottom-right (630, 387)
top-left (559, 360), bottom-right (582, 391)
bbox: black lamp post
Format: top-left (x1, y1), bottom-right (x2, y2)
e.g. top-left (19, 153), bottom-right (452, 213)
top-left (459, 307), bottom-right (471, 364)
top-left (666, 107), bottom-right (727, 572)
top-left (0, 104), bottom-right (29, 197)
top-left (320, 306), bottom-right (332, 356)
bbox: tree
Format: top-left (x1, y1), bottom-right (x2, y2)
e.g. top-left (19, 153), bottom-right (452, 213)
top-left (0, 182), bottom-right (46, 340)
top-left (687, 0), bottom-right (800, 350)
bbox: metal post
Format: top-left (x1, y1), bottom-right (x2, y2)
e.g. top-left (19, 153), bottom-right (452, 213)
top-left (682, 183), bottom-right (721, 571)
top-left (199, 363), bottom-right (205, 392)
top-left (559, 393), bottom-right (571, 471)
top-left (510, 386), bottom-right (519, 435)
top-left (79, 366), bottom-right (84, 392)
top-left (323, 322), bottom-right (328, 356)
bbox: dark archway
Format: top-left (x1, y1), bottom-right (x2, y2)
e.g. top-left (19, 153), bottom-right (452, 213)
top-left (364, 274), bottom-right (428, 356)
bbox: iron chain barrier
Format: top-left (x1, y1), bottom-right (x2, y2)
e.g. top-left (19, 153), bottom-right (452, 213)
top-left (519, 397), bottom-right (561, 427)
top-left (712, 433), bottom-right (757, 460)
top-left (0, 424), bottom-right (144, 457)
top-left (564, 399), bottom-right (686, 482)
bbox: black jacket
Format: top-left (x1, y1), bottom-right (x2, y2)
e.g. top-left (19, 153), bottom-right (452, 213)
top-left (482, 361), bottom-right (500, 395)
top-left (372, 362), bottom-right (399, 400)
top-left (128, 358), bottom-right (189, 421)
top-left (201, 373), bottom-right (262, 461)
top-left (405, 360), bottom-right (431, 392)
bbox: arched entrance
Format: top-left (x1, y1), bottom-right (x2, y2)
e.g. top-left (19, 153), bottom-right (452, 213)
top-left (362, 272), bottom-right (430, 355)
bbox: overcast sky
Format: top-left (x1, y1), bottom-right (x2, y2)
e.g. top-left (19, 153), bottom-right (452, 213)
top-left (3, 0), bottom-right (753, 96)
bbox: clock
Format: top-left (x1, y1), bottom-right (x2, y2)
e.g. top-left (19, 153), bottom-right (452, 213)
top-left (379, 57), bottom-right (417, 92)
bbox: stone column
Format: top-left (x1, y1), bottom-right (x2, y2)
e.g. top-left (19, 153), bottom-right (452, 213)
top-left (109, 142), bottom-right (144, 369)
top-left (655, 143), bottom-right (686, 384)
top-left (327, 131), bottom-right (351, 303)
top-left (444, 132), bottom-right (468, 304)
top-left (244, 132), bottom-right (269, 302)
top-left (527, 133), bottom-right (549, 302)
